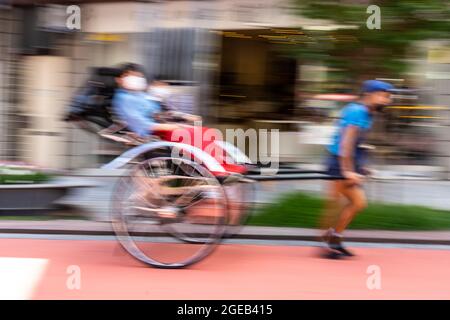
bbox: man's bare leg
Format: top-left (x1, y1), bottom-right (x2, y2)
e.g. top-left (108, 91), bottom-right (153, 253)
top-left (320, 180), bottom-right (345, 231)
top-left (334, 183), bottom-right (367, 233)
top-left (322, 182), bottom-right (367, 257)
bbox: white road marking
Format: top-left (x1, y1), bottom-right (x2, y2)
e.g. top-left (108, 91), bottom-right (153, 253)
top-left (0, 257), bottom-right (48, 300)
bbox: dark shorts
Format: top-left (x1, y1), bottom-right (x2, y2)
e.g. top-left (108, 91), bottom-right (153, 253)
top-left (325, 151), bottom-right (367, 179)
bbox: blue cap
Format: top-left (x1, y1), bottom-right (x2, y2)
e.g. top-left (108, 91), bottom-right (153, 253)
top-left (362, 80), bottom-right (394, 93)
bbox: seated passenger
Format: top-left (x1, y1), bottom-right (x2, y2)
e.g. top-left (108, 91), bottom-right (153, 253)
top-left (146, 75), bottom-right (201, 124)
top-left (112, 63), bottom-right (181, 138)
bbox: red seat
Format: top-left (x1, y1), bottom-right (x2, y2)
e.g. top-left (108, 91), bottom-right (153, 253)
top-left (154, 126), bottom-right (247, 175)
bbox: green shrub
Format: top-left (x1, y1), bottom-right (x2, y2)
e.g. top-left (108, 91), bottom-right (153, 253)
top-left (0, 166), bottom-right (51, 184)
top-left (248, 192), bottom-right (450, 231)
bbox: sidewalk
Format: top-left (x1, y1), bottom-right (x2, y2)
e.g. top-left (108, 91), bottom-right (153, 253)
top-left (55, 172), bottom-right (450, 223)
top-left (1, 219), bottom-right (449, 245)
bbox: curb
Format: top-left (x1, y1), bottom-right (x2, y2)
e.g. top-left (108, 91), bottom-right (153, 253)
top-left (1, 224), bottom-right (449, 246)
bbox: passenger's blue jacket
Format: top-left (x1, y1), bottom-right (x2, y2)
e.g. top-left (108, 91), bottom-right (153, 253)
top-left (112, 89), bottom-right (161, 137)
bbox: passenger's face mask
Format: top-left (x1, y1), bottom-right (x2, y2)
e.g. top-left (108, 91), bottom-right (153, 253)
top-left (122, 76), bottom-right (147, 91)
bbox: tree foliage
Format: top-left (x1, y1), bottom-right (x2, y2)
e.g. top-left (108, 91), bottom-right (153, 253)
top-left (290, 0), bottom-right (450, 79)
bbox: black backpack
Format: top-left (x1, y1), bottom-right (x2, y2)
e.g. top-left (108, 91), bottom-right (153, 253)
top-left (65, 67), bottom-right (121, 128)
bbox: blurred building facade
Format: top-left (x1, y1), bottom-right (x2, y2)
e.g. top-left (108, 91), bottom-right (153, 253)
top-left (1, 0), bottom-right (320, 169)
top-left (0, 6), bottom-right (21, 162)
top-left (1, 1), bottom-right (450, 178)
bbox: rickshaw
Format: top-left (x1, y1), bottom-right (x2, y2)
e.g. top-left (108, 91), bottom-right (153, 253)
top-left (66, 67), bottom-right (256, 268)
top-left (101, 124), bottom-right (257, 268)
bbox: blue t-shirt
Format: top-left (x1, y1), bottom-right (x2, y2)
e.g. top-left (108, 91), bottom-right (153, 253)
top-left (112, 89), bottom-right (161, 137)
top-left (328, 102), bottom-right (372, 156)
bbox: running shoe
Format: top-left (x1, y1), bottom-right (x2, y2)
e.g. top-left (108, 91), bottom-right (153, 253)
top-left (328, 234), bottom-right (355, 257)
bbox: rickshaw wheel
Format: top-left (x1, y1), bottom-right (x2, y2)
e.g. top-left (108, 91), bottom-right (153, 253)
top-left (110, 154), bottom-right (229, 268)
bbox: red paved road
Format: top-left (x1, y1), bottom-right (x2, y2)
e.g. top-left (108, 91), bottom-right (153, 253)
top-left (1, 238), bottom-right (449, 299)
